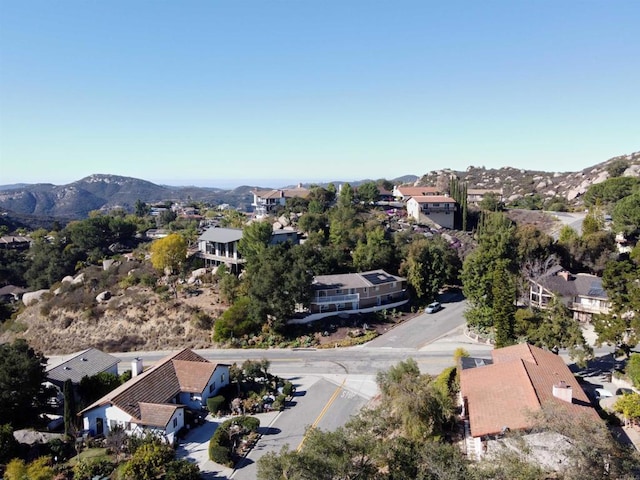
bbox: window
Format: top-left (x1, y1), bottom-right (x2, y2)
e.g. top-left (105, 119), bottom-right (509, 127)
top-left (125, 422), bottom-right (131, 431)
top-left (109, 420), bottom-right (117, 429)
top-left (173, 418), bottom-right (178, 428)
top-left (221, 373), bottom-right (225, 383)
top-left (209, 382), bottom-right (215, 393)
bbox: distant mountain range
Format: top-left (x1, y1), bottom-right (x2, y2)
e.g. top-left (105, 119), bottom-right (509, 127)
top-left (1, 151), bottom-right (639, 225)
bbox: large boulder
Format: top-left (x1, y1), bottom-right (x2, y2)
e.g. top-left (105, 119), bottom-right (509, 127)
top-left (71, 273), bottom-right (85, 285)
top-left (96, 291), bottom-right (111, 303)
top-left (22, 289), bottom-right (49, 306)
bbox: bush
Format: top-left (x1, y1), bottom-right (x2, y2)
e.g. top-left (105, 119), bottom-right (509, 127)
top-left (207, 395), bottom-right (226, 415)
top-left (209, 444), bottom-right (232, 466)
top-left (282, 381), bottom-right (295, 397)
top-left (73, 458), bottom-right (115, 480)
top-left (235, 416), bottom-right (260, 432)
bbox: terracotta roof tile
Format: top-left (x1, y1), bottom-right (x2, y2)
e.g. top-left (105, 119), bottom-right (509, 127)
top-left (461, 343), bottom-right (599, 438)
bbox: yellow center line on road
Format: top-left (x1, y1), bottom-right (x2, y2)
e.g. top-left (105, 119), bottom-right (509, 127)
top-left (296, 378), bottom-right (345, 452)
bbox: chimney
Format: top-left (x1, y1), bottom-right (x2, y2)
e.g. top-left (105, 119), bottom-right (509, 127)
top-left (552, 380), bottom-right (573, 403)
top-left (131, 357), bottom-right (143, 377)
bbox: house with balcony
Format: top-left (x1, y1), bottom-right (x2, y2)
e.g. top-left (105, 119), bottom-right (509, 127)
top-left (406, 195), bottom-right (457, 229)
top-left (197, 226), bottom-right (300, 273)
top-left (80, 349), bottom-right (229, 443)
top-left (197, 227), bottom-right (245, 273)
top-left (251, 185), bottom-right (310, 217)
top-left (529, 265), bottom-right (610, 322)
top-left (306, 270), bottom-right (407, 318)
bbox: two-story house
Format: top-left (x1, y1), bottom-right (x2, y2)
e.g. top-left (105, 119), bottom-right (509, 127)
top-left (197, 226), bottom-right (300, 273)
top-left (406, 195), bottom-right (457, 229)
top-left (197, 227), bottom-right (245, 273)
top-left (80, 349), bottom-right (229, 444)
top-left (466, 188), bottom-right (504, 205)
top-left (307, 270), bottom-right (407, 317)
top-left (251, 185), bottom-right (310, 217)
top-left (529, 265), bottom-right (610, 322)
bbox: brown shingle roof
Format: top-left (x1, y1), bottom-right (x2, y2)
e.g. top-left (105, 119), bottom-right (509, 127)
top-left (80, 348), bottom-right (219, 422)
top-left (461, 344), bottom-right (599, 438)
top-left (137, 403), bottom-right (179, 428)
top-left (173, 360), bottom-right (217, 393)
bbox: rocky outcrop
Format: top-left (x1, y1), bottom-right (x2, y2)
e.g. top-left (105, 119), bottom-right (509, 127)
top-left (22, 290), bottom-right (49, 306)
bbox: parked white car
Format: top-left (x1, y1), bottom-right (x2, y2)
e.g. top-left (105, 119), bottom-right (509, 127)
top-left (425, 302), bottom-right (442, 314)
top-left (594, 388), bottom-right (614, 400)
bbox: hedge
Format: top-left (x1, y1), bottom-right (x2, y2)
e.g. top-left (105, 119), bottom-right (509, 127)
top-left (207, 395), bottom-right (226, 415)
top-left (208, 416), bottom-right (260, 466)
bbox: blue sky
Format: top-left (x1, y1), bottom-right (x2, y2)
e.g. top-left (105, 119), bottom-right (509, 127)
top-left (1, 1), bottom-right (638, 188)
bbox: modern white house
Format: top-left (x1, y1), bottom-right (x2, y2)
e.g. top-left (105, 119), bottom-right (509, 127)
top-left (406, 195), bottom-right (457, 229)
top-left (80, 349), bottom-right (229, 443)
top-left (197, 226), bottom-right (300, 273)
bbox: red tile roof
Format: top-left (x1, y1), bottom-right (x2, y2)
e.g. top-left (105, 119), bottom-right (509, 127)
top-left (409, 195), bottom-right (456, 204)
top-left (460, 344), bottom-right (598, 438)
top-left (396, 186), bottom-right (441, 197)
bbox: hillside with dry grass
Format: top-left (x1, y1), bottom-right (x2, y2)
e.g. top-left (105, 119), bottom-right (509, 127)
top-left (1, 260), bottom-right (226, 354)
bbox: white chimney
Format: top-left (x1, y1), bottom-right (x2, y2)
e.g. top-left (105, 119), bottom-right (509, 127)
top-left (131, 357), bottom-right (143, 377)
top-left (552, 380), bottom-right (573, 403)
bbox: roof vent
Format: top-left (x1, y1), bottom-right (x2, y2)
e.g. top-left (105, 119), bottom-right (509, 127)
top-left (64, 366), bottom-right (71, 370)
top-left (81, 357), bottom-right (88, 361)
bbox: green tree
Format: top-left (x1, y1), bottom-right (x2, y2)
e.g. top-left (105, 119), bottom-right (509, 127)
top-left (478, 192), bottom-right (504, 212)
top-left (121, 442), bottom-right (175, 480)
top-left (337, 182), bottom-right (354, 207)
top-left (63, 379), bottom-right (75, 438)
top-left (492, 261), bottom-right (516, 348)
top-left (79, 371), bottom-right (122, 407)
top-left (581, 208), bottom-right (604, 236)
top-left (593, 258), bottom-right (640, 356)
top-left (150, 233), bottom-right (187, 274)
top-left (399, 236), bottom-right (459, 301)
top-left (626, 354), bottom-right (640, 388)
top-left (614, 393), bottom-right (640, 426)
top-left (245, 243), bottom-right (312, 332)
top-left (584, 176), bottom-right (639, 207)
top-left (0, 424), bottom-right (19, 464)
top-left (0, 339), bottom-right (48, 428)
top-left (529, 297), bottom-right (593, 365)
top-left (352, 227), bottom-right (394, 272)
top-left (238, 221), bottom-right (273, 264)
top-left (134, 199), bottom-right (151, 217)
top-left (612, 191), bottom-right (640, 237)
top-left (213, 296), bottom-right (259, 342)
top-left (355, 181), bottom-right (380, 204)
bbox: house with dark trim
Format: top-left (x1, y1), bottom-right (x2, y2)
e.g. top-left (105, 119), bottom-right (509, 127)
top-left (529, 266), bottom-right (610, 322)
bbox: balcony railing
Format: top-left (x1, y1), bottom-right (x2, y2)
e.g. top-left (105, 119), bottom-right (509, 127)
top-left (571, 302), bottom-right (609, 314)
top-left (197, 252), bottom-right (245, 264)
top-left (311, 293), bottom-right (360, 305)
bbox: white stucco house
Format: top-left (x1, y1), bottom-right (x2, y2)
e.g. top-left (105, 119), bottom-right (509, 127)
top-left (406, 195), bottom-right (457, 229)
top-left (80, 349), bottom-right (230, 443)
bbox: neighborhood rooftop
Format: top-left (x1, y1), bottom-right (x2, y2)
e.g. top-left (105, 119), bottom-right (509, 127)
top-left (536, 265), bottom-right (607, 299)
top-left (46, 348), bottom-right (120, 385)
top-left (460, 343), bottom-right (599, 438)
top-left (312, 269), bottom-right (405, 291)
top-left (198, 227), bottom-right (244, 243)
top-left (80, 349), bottom-right (225, 423)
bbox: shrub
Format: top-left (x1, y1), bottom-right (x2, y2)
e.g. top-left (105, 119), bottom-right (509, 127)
top-left (207, 395), bottom-right (226, 415)
top-left (282, 381), bottom-right (295, 397)
top-left (209, 444), bottom-right (232, 466)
